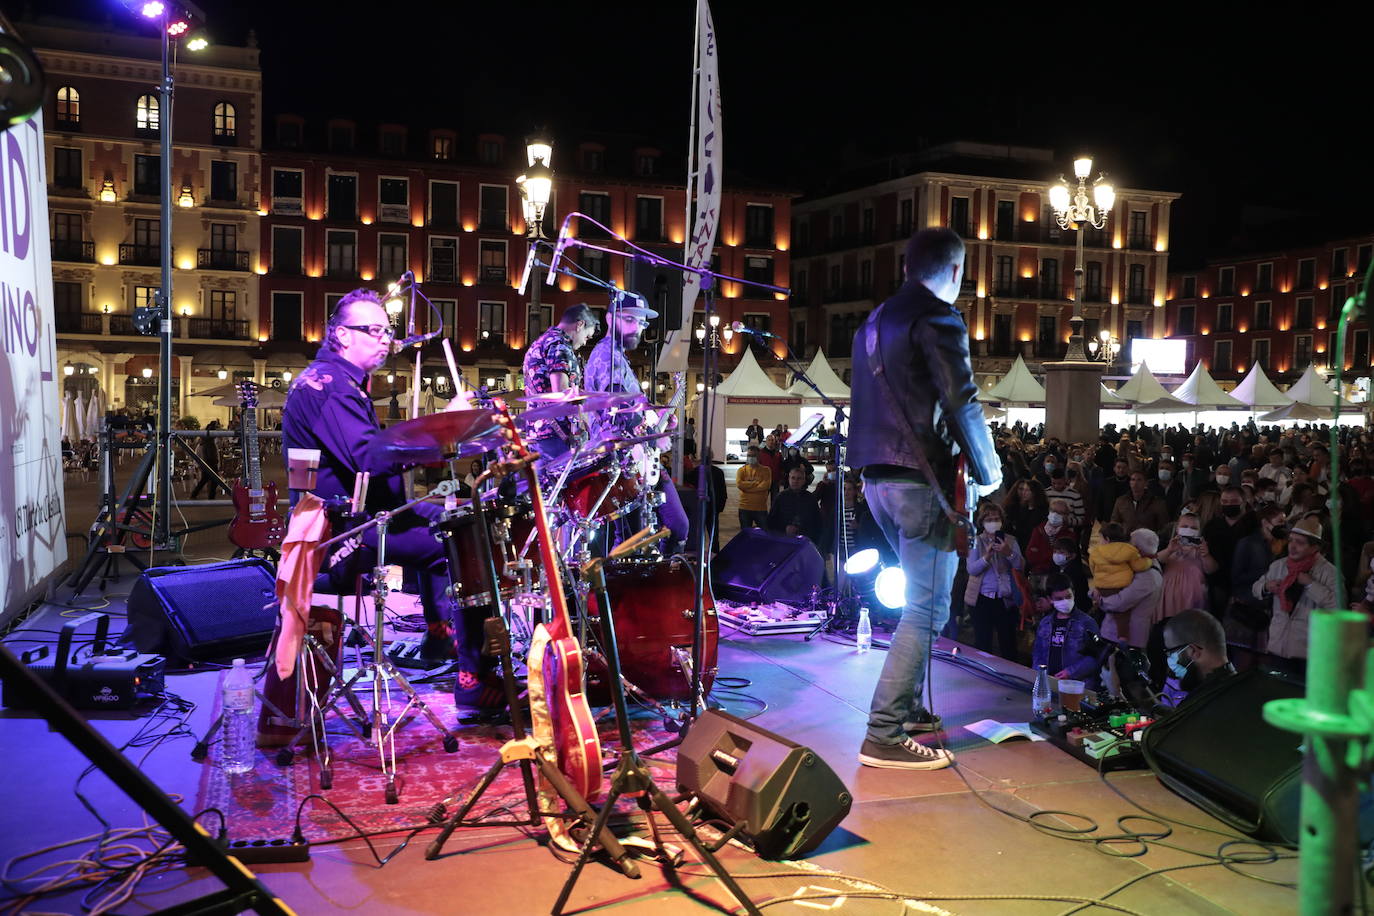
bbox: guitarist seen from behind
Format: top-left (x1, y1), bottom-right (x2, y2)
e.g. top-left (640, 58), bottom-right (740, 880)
top-left (583, 292), bottom-right (690, 551)
top-left (848, 227), bottom-right (1002, 771)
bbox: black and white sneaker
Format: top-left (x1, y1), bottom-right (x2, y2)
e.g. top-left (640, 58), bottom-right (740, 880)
top-left (858, 737), bottom-right (954, 770)
top-left (903, 710), bottom-right (944, 733)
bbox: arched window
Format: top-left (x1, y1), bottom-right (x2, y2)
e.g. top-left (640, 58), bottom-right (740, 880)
top-left (56, 86), bottom-right (80, 126)
top-left (213, 101), bottom-right (236, 138)
top-left (136, 94), bottom-right (159, 131)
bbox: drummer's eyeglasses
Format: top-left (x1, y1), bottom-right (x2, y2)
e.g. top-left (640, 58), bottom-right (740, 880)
top-left (344, 324), bottom-right (394, 340)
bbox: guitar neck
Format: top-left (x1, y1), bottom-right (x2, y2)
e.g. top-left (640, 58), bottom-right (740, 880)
top-left (241, 406), bottom-right (262, 490)
top-left (506, 409), bottom-right (574, 641)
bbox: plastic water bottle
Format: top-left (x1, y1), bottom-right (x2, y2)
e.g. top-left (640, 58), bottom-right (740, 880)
top-left (1031, 665), bottom-right (1052, 720)
top-left (221, 658), bottom-right (256, 775)
top-left (855, 608), bottom-right (872, 654)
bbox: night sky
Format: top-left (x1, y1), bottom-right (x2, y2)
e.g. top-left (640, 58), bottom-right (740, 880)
top-left (18, 1), bottom-right (1370, 266)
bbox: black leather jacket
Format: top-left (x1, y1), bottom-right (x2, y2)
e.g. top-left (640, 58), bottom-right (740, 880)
top-left (847, 280), bottom-right (1000, 489)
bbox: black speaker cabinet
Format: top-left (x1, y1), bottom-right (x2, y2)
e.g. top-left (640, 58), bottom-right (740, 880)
top-left (122, 559), bottom-right (278, 666)
top-left (677, 709), bottom-right (851, 859)
top-left (712, 528), bottom-right (824, 605)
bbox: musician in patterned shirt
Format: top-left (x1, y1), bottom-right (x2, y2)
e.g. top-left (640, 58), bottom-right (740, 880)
top-left (520, 303), bottom-right (599, 459)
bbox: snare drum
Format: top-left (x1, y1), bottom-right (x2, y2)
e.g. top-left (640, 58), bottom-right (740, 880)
top-left (562, 456), bottom-right (643, 523)
top-left (586, 559), bottom-right (717, 703)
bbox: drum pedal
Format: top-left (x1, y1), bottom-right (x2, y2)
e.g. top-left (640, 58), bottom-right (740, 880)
top-left (386, 639), bottom-right (451, 670)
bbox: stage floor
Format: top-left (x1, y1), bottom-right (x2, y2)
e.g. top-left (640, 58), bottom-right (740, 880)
top-left (0, 575), bottom-right (1298, 915)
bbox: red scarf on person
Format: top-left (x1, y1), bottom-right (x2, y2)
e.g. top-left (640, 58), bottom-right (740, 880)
top-left (1277, 551), bottom-right (1319, 613)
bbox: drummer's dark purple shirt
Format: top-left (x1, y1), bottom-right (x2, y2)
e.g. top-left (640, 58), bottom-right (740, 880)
top-left (281, 346), bottom-right (432, 520)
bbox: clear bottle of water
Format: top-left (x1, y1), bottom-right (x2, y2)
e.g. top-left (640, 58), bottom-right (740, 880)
top-left (1031, 665), bottom-right (1052, 720)
top-left (221, 658), bottom-right (256, 775)
top-left (855, 608), bottom-right (872, 654)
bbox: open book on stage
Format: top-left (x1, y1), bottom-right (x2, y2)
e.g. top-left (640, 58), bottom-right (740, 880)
top-left (965, 719), bottom-right (1047, 743)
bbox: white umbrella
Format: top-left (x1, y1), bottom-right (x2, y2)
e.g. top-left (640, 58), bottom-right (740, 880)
top-left (1258, 401), bottom-right (1335, 423)
top-left (60, 391), bottom-right (74, 440)
top-left (73, 391), bottom-right (90, 441)
top-left (84, 387), bottom-right (105, 439)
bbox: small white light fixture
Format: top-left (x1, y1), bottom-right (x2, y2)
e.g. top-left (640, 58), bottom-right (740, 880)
top-left (64, 364), bottom-right (75, 376)
top-left (485, 377), bottom-right (496, 388)
top-left (177, 186), bottom-right (194, 208)
top-left (1073, 156), bottom-right (1093, 179)
top-left (282, 370), bottom-right (293, 382)
top-left (141, 367), bottom-right (153, 379)
top-left (216, 367), bottom-right (228, 380)
top-left (386, 372), bottom-right (395, 384)
top-left (99, 177), bottom-right (117, 203)
top-left (640, 379), bottom-right (650, 391)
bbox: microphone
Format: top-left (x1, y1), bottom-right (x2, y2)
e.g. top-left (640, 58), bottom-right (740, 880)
top-left (391, 330), bottom-right (441, 354)
top-left (729, 321), bottom-right (781, 340)
top-left (545, 217), bottom-right (574, 286)
top-left (517, 245), bottom-right (537, 296)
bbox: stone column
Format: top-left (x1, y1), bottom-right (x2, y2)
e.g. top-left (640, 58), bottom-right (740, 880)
top-left (1043, 359), bottom-right (1106, 445)
top-left (177, 355), bottom-right (194, 419)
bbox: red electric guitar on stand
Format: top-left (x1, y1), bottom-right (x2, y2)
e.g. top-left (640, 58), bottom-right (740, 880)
top-left (228, 382), bottom-right (286, 553)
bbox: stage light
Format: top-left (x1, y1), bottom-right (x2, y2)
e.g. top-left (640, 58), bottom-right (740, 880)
top-left (167, 19), bottom-right (189, 36)
top-left (185, 32), bottom-right (209, 51)
top-left (141, 1), bottom-right (165, 17)
top-left (843, 548), bottom-right (880, 576)
top-left (874, 567), bottom-right (907, 610)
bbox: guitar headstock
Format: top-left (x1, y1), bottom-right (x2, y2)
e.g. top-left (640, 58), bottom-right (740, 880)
top-left (238, 381), bottom-right (259, 410)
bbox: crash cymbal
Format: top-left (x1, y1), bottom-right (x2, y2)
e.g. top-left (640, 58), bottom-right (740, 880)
top-left (516, 392), bottom-right (646, 424)
top-left (368, 409), bottom-right (505, 464)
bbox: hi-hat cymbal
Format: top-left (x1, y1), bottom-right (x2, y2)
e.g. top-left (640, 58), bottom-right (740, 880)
top-left (368, 409), bottom-right (505, 464)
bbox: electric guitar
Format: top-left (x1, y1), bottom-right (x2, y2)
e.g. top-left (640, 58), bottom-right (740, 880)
top-left (635, 371), bottom-right (686, 487)
top-left (228, 382), bottom-right (286, 551)
top-left (952, 454), bottom-right (977, 558)
top-left (498, 404), bottom-right (603, 803)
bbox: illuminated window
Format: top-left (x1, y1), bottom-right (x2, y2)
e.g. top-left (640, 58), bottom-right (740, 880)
top-left (479, 240), bottom-right (507, 284)
top-left (136, 94), bottom-right (159, 131)
top-left (431, 134), bottom-right (454, 161)
top-left (479, 301), bottom-right (506, 343)
top-left (212, 101), bottom-right (236, 139)
top-left (56, 86), bottom-right (80, 127)
top-left (325, 230), bottom-right (357, 277)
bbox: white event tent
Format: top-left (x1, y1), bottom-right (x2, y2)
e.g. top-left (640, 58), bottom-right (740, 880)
top-left (1284, 365), bottom-right (1359, 410)
top-left (696, 348), bottom-right (801, 458)
top-left (1228, 363), bottom-right (1291, 410)
top-left (979, 355), bottom-right (1047, 427)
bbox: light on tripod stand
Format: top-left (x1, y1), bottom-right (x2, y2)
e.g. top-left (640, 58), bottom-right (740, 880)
top-left (874, 567), bottom-right (907, 610)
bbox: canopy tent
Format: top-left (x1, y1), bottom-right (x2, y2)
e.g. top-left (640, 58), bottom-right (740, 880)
top-left (786, 349), bottom-right (850, 401)
top-left (698, 348), bottom-right (801, 458)
top-left (714, 348), bottom-right (795, 399)
top-left (981, 355), bottom-right (1046, 404)
top-left (1258, 401), bottom-right (1336, 423)
top-left (1112, 361), bottom-right (1188, 408)
top-left (1170, 363), bottom-right (1246, 408)
top-left (1228, 363), bottom-right (1291, 409)
top-left (1284, 365), bottom-right (1359, 409)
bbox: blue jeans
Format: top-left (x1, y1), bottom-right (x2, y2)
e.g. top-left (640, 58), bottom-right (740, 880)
top-left (863, 478), bottom-right (957, 744)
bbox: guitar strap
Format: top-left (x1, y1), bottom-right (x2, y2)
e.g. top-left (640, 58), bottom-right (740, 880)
top-left (861, 301), bottom-right (970, 534)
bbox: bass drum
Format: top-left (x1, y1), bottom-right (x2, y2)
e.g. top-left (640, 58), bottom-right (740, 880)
top-left (586, 559), bottom-right (717, 704)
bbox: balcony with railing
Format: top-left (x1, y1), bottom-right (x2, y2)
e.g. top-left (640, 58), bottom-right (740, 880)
top-left (478, 210), bottom-right (508, 232)
top-left (109, 314), bottom-right (136, 335)
top-left (1083, 286), bottom-right (1106, 303)
top-left (821, 284), bottom-right (872, 304)
top-left (119, 244), bottom-right (161, 267)
top-left (325, 261), bottom-right (357, 279)
top-left (1124, 287), bottom-right (1154, 305)
top-left (1127, 234), bottom-right (1154, 251)
top-left (188, 317), bottom-right (249, 339)
top-left (198, 248), bottom-right (250, 271)
top-left (51, 239), bottom-right (94, 263)
top-left (212, 131), bottom-right (238, 147)
top-left (56, 312), bottom-right (102, 334)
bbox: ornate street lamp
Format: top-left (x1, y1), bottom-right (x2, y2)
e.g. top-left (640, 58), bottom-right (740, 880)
top-left (517, 131), bottom-right (554, 351)
top-left (1049, 156), bottom-right (1115, 361)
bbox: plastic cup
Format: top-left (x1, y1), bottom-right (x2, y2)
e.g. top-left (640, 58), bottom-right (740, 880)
top-left (287, 448), bottom-right (320, 490)
top-left (1058, 678), bottom-right (1085, 712)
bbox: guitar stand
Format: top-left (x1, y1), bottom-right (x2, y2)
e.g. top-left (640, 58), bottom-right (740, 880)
top-left (551, 553), bottom-right (760, 916)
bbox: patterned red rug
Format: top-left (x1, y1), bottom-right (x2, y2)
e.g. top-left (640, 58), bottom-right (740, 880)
top-left (197, 672), bottom-right (681, 845)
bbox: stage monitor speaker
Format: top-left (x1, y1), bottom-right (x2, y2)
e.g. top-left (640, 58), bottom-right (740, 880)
top-left (1141, 666), bottom-right (1374, 845)
top-left (677, 709), bottom-right (851, 859)
top-left (122, 559), bottom-right (278, 666)
top-left (712, 528), bottom-right (823, 605)
top-left (627, 256), bottom-right (684, 331)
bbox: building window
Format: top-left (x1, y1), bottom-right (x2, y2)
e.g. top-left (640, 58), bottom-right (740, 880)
top-left (993, 313), bottom-right (1013, 355)
top-left (133, 217), bottom-right (159, 250)
top-left (949, 196), bottom-right (970, 236)
top-left (326, 230), bottom-right (357, 277)
top-left (578, 191), bottom-right (611, 237)
top-left (479, 240), bottom-right (507, 284)
top-left (1218, 266), bottom-right (1235, 296)
top-left (209, 160), bottom-right (237, 202)
top-left (378, 233), bottom-right (408, 279)
top-left (479, 184), bottom-right (507, 230)
top-left (56, 86), bottom-right (80, 127)
top-left (1127, 263), bottom-right (1146, 302)
top-left (136, 94), bottom-right (159, 132)
top-left (796, 219), bottom-right (811, 251)
top-left (1128, 211), bottom-right (1149, 249)
top-left (1296, 258), bottom-right (1315, 291)
top-left (327, 173), bottom-right (357, 222)
top-left (579, 248), bottom-right (608, 287)
top-left (995, 256), bottom-right (1014, 295)
top-left (379, 129), bottom-right (405, 156)
top-left (53, 146), bottom-right (82, 188)
top-left (795, 269), bottom-right (807, 295)
top-left (272, 292), bottom-right (303, 342)
top-left (429, 180), bottom-right (459, 227)
top-left (1330, 284), bottom-right (1347, 322)
top-left (133, 285), bottom-right (157, 311)
top-left (1253, 338), bottom-right (1270, 368)
top-left (1040, 258), bottom-right (1060, 298)
top-left (277, 119), bottom-right (302, 148)
top-left (433, 299), bottom-right (456, 337)
top-left (1295, 334), bottom-right (1313, 368)
top-left (432, 134), bottom-right (453, 160)
top-left (133, 154), bottom-right (159, 196)
top-left (1126, 319), bottom-right (1144, 343)
top-left (862, 206), bottom-right (874, 240)
top-left (212, 101), bottom-right (236, 140)
top-left (634, 196), bottom-right (663, 242)
top-left (791, 318), bottom-right (806, 352)
top-left (329, 123), bottom-right (355, 152)
top-left (745, 204), bottom-right (775, 248)
top-left (1355, 329), bottom-right (1370, 371)
top-left (208, 290), bottom-right (237, 321)
top-left (479, 138), bottom-right (503, 164)
top-left (272, 226), bottom-right (303, 276)
top-left (1214, 339), bottom-right (1233, 374)
top-left (527, 304), bottom-right (553, 341)
top-left (995, 200), bottom-right (1014, 240)
top-left (1332, 248), bottom-right (1348, 279)
top-left (52, 211), bottom-right (82, 241)
top-left (210, 223), bottom-right (237, 253)
top-left (271, 168), bottom-right (303, 215)
top-left (54, 281), bottom-right (82, 315)
top-left (1037, 315), bottom-right (1058, 357)
top-left (1295, 296), bottom-right (1314, 330)
top-left (1217, 302), bottom-right (1233, 332)
top-left (379, 177), bottom-right (409, 222)
top-left (582, 148), bottom-right (604, 171)
top-left (636, 153), bottom-right (657, 176)
top-left (1358, 245), bottom-right (1372, 276)
top-left (479, 301), bottom-right (506, 344)
top-left (1256, 262), bottom-right (1273, 292)
top-left (1181, 275), bottom-right (1196, 299)
top-left (429, 237), bottom-right (458, 284)
top-left (1086, 261), bottom-right (1103, 301)
top-left (828, 263), bottom-right (841, 295)
top-left (1176, 305), bottom-right (1195, 336)
top-left (1255, 299), bottom-right (1272, 331)
top-left (859, 259), bottom-right (872, 294)
top-left (899, 198), bottom-right (913, 237)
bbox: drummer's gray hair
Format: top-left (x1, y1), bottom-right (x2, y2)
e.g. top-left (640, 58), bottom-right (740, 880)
top-left (325, 288), bottom-right (386, 352)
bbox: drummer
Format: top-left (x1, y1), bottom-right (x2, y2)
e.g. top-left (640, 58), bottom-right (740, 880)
top-left (520, 303), bottom-right (600, 461)
top-left (584, 293), bottom-right (690, 550)
top-left (282, 288), bottom-right (494, 701)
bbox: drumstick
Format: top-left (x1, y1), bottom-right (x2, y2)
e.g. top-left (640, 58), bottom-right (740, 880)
top-left (441, 338), bottom-right (464, 394)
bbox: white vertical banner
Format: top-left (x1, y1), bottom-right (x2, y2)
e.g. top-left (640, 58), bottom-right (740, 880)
top-left (0, 106), bottom-right (67, 621)
top-left (658, 0), bottom-right (722, 373)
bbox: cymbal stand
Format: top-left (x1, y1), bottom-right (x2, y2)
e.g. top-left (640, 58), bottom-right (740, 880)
top-left (552, 527), bottom-right (760, 916)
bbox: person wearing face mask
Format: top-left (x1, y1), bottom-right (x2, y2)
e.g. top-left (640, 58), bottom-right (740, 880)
top-left (1253, 514), bottom-right (1337, 667)
top-left (1031, 574), bottom-right (1102, 687)
top-left (1206, 463), bottom-right (1233, 495)
top-left (1228, 504), bottom-right (1289, 638)
top-left (1202, 485), bottom-right (1256, 617)
top-left (1179, 452), bottom-right (1207, 499)
top-left (1156, 512), bottom-right (1217, 620)
top-left (1034, 451), bottom-right (1059, 489)
top-left (1160, 609), bottom-right (1235, 706)
top-left (1149, 458), bottom-right (1187, 518)
top-left (1044, 467), bottom-right (1085, 529)
top-left (736, 445), bottom-right (772, 530)
top-left (780, 446), bottom-right (814, 489)
top-left (1025, 497), bottom-right (1076, 576)
top-left (759, 434), bottom-right (785, 499)
top-left (963, 504), bottom-right (1025, 661)
top-left (1051, 536), bottom-right (1091, 610)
